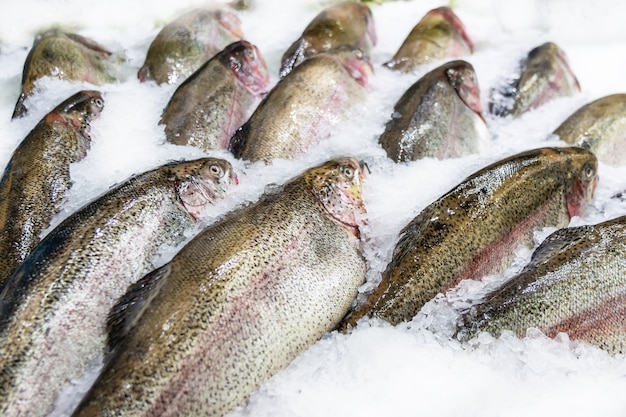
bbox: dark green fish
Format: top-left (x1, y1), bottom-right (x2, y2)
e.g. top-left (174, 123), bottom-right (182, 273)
top-left (12, 30), bottom-right (118, 118)
top-left (379, 60), bottom-right (488, 162)
top-left (138, 7), bottom-right (243, 85)
top-left (490, 42), bottom-right (580, 117)
top-left (554, 94), bottom-right (626, 166)
top-left (72, 158), bottom-right (368, 417)
top-left (458, 215), bottom-right (626, 355)
top-left (280, 1), bottom-right (376, 77)
top-left (0, 158), bottom-right (235, 417)
top-left (341, 147), bottom-right (597, 329)
top-left (383, 7), bottom-right (473, 73)
top-left (161, 41), bottom-right (269, 152)
top-left (0, 90), bottom-right (103, 288)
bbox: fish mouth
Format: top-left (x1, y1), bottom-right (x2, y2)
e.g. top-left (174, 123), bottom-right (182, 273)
top-left (178, 176), bottom-right (230, 220)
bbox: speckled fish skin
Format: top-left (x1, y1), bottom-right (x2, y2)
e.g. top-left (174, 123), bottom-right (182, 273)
top-left (229, 48), bottom-right (372, 163)
top-left (12, 30), bottom-right (117, 119)
top-left (379, 60), bottom-right (488, 162)
top-left (490, 42), bottom-right (581, 117)
top-left (458, 215), bottom-right (626, 355)
top-left (383, 6), bottom-right (473, 73)
top-left (71, 158), bottom-right (368, 417)
top-left (341, 147), bottom-right (598, 328)
top-left (161, 41), bottom-right (269, 152)
top-left (138, 7), bottom-right (243, 85)
top-left (0, 90), bottom-right (103, 289)
top-left (279, 1), bottom-right (376, 77)
top-left (553, 94), bottom-right (626, 166)
top-left (0, 158), bottom-right (235, 417)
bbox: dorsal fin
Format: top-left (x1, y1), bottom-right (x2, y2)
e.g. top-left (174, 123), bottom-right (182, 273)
top-left (106, 263), bottom-right (171, 354)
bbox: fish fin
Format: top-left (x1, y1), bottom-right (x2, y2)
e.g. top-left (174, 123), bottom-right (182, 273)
top-left (228, 122), bottom-right (251, 159)
top-left (11, 92), bottom-right (28, 119)
top-left (279, 39), bottom-right (307, 78)
top-left (106, 264), bottom-right (171, 354)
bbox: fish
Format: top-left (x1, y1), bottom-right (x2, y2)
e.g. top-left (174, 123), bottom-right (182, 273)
top-left (12, 30), bottom-right (118, 119)
top-left (138, 7), bottom-right (244, 85)
top-left (553, 94), bottom-right (626, 166)
top-left (383, 6), bottom-right (473, 73)
top-left (160, 41), bottom-right (269, 152)
top-left (340, 147), bottom-right (598, 329)
top-left (379, 60), bottom-right (489, 162)
top-left (279, 1), bottom-right (376, 77)
top-left (0, 90), bottom-right (104, 289)
top-left (230, 47), bottom-right (372, 163)
top-left (490, 42), bottom-right (581, 117)
top-left (0, 157), bottom-right (235, 417)
top-left (458, 215), bottom-right (626, 355)
top-left (71, 157), bottom-right (368, 417)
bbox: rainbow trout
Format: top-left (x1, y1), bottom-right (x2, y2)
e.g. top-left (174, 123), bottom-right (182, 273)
top-left (138, 7), bottom-right (243, 85)
top-left (383, 7), bottom-right (473, 73)
top-left (458, 215), bottom-right (626, 355)
top-left (554, 94), bottom-right (626, 166)
top-left (280, 1), bottom-right (376, 77)
top-left (71, 158), bottom-right (368, 417)
top-left (161, 41), bottom-right (269, 152)
top-left (230, 48), bottom-right (372, 163)
top-left (0, 158), bottom-right (235, 417)
top-left (0, 90), bottom-right (103, 288)
top-left (341, 147), bottom-right (597, 328)
top-left (12, 30), bottom-right (118, 118)
top-left (379, 60), bottom-right (488, 162)
top-left (490, 42), bottom-right (580, 117)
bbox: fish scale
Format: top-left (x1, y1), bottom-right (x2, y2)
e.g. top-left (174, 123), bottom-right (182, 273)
top-left (0, 158), bottom-right (235, 417)
top-left (340, 147), bottom-right (597, 329)
top-left (71, 158), bottom-right (368, 417)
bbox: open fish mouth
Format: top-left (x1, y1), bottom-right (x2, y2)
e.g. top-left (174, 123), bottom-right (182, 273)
top-left (178, 176), bottom-right (228, 219)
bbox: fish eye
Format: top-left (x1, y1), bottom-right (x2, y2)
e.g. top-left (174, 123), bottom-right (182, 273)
top-left (582, 163), bottom-right (595, 180)
top-left (209, 164), bottom-right (224, 178)
top-left (93, 98), bottom-right (104, 108)
top-left (244, 47), bottom-right (255, 59)
top-left (340, 165), bottom-right (354, 178)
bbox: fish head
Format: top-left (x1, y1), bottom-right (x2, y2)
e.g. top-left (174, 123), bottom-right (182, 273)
top-left (220, 41), bottom-right (270, 98)
top-left (169, 157), bottom-right (237, 220)
top-left (444, 60), bottom-right (484, 118)
top-left (331, 46), bottom-right (374, 87)
top-left (563, 147), bottom-right (598, 218)
top-left (426, 7), bottom-right (474, 52)
top-left (52, 90), bottom-right (104, 139)
top-left (307, 157), bottom-right (369, 238)
top-left (214, 8), bottom-right (244, 39)
top-left (321, 2), bottom-right (377, 48)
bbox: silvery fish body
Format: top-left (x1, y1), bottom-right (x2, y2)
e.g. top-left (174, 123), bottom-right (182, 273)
top-left (459, 215), bottom-right (626, 355)
top-left (161, 41), bottom-right (269, 152)
top-left (383, 7), bottom-right (473, 73)
top-left (0, 158), bottom-right (235, 417)
top-left (138, 7), bottom-right (243, 85)
top-left (379, 60), bottom-right (488, 162)
top-left (280, 1), bottom-right (376, 77)
top-left (341, 147), bottom-right (597, 328)
top-left (230, 49), bottom-right (372, 163)
top-left (72, 158), bottom-right (368, 417)
top-left (0, 90), bottom-right (103, 288)
top-left (490, 42), bottom-right (580, 117)
top-left (554, 94), bottom-right (626, 166)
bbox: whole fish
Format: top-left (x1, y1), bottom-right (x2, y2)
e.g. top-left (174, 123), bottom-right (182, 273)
top-left (341, 147), bottom-right (597, 328)
top-left (0, 90), bottom-right (103, 288)
top-left (490, 42), bottom-right (580, 117)
top-left (12, 30), bottom-right (118, 119)
top-left (458, 215), bottom-right (626, 355)
top-left (279, 1), bottom-right (376, 77)
top-left (71, 157), bottom-right (368, 417)
top-left (161, 41), bottom-right (269, 152)
top-left (553, 94), bottom-right (626, 166)
top-left (230, 48), bottom-right (372, 163)
top-left (379, 60), bottom-right (489, 162)
top-left (383, 7), bottom-right (473, 73)
top-left (138, 7), bottom-right (243, 85)
top-left (0, 157), bottom-right (235, 417)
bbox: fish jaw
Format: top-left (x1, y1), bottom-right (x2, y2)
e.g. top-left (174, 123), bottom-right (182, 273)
top-left (308, 158), bottom-right (368, 238)
top-left (221, 41), bottom-right (270, 98)
top-left (565, 157), bottom-right (598, 218)
top-left (445, 60), bottom-right (485, 119)
top-left (333, 47), bottom-right (374, 88)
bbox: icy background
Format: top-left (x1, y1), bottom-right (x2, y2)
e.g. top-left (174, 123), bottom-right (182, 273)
top-left (1, 0), bottom-right (626, 416)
